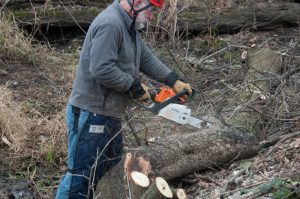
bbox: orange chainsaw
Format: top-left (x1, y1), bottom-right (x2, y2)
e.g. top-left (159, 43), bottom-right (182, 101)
top-left (141, 87), bottom-right (210, 129)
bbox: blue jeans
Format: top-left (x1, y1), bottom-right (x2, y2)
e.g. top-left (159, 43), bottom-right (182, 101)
top-left (55, 103), bottom-right (123, 199)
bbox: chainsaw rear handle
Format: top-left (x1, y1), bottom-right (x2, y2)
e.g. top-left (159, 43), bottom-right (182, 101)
top-left (185, 88), bottom-right (196, 102)
top-left (149, 88), bottom-right (195, 102)
top-left (142, 88), bottom-right (196, 114)
top-left (161, 88), bottom-right (196, 103)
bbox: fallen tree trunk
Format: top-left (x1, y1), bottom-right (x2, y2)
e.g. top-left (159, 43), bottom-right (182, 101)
top-left (131, 126), bottom-right (260, 179)
top-left (96, 125), bottom-right (260, 198)
top-left (178, 2), bottom-right (300, 34)
top-left (0, 0), bottom-right (110, 9)
top-left (8, 2), bottom-right (300, 34)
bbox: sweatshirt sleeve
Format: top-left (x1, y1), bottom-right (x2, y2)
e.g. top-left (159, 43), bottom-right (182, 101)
top-left (89, 20), bottom-right (134, 92)
top-left (140, 41), bottom-right (176, 85)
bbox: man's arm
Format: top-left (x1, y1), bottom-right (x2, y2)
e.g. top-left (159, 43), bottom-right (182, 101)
top-left (89, 21), bottom-right (134, 92)
top-left (140, 41), bottom-right (179, 87)
top-left (140, 41), bottom-right (192, 96)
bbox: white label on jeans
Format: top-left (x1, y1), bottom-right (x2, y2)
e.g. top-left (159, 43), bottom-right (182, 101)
top-left (89, 125), bottom-right (105, 133)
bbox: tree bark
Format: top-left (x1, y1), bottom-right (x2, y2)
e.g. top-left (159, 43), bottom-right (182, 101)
top-left (131, 125), bottom-right (260, 180)
top-left (8, 3), bottom-right (300, 34)
top-left (0, 0), bottom-right (110, 9)
top-left (178, 3), bottom-right (300, 34)
top-left (141, 183), bottom-right (166, 199)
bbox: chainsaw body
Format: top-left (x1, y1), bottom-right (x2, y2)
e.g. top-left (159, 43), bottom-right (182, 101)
top-left (141, 87), bottom-right (210, 129)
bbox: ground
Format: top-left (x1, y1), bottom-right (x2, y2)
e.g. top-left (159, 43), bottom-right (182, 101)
top-left (0, 14), bottom-right (299, 199)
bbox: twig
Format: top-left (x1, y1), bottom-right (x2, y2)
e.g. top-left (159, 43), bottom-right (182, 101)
top-left (199, 44), bottom-right (249, 63)
top-left (220, 180), bottom-right (268, 197)
top-left (87, 116), bottom-right (136, 198)
top-left (58, 0), bottom-right (86, 34)
top-left (280, 191), bottom-right (297, 199)
top-left (200, 46), bottom-right (229, 63)
top-left (0, 0), bottom-right (11, 12)
top-left (222, 168), bottom-right (248, 193)
top-left (194, 173), bottom-right (221, 186)
top-left (125, 115), bottom-right (142, 146)
top-left (126, 174), bottom-right (132, 199)
top-left (265, 131), bottom-right (300, 156)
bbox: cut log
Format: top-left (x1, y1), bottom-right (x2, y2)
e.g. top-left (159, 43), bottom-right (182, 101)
top-left (131, 171), bottom-right (150, 188)
top-left (129, 171), bottom-right (150, 199)
top-left (246, 47), bottom-right (283, 90)
top-left (155, 177), bottom-right (173, 198)
top-left (96, 125), bottom-right (260, 198)
top-left (123, 153), bottom-right (152, 199)
top-left (175, 188), bottom-right (187, 199)
top-left (124, 152), bottom-right (151, 179)
top-left (95, 163), bottom-right (125, 199)
top-left (141, 177), bottom-right (173, 199)
top-left (141, 182), bottom-right (164, 199)
top-left (7, 3), bottom-right (300, 34)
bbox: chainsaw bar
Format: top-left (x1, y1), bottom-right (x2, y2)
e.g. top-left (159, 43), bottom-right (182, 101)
top-left (157, 103), bottom-right (210, 129)
top-left (187, 115), bottom-right (209, 129)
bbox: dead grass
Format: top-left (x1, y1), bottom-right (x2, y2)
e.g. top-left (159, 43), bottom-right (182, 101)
top-left (0, 13), bottom-right (77, 72)
top-left (0, 86), bottom-right (31, 152)
top-left (41, 110), bottom-right (67, 159)
top-left (0, 13), bottom-right (44, 63)
top-left (0, 12), bottom-right (71, 152)
top-left (0, 14), bottom-right (71, 197)
top-left (0, 79), bottom-right (67, 164)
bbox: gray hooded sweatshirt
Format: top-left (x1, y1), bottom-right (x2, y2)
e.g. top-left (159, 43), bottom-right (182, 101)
top-left (69, 1), bottom-right (175, 118)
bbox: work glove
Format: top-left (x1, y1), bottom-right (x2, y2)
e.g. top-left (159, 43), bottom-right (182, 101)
top-left (128, 78), bottom-right (151, 102)
top-left (139, 83), bottom-right (151, 102)
top-left (173, 80), bottom-right (193, 99)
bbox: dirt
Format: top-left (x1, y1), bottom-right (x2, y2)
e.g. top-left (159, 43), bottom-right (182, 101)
top-left (184, 136), bottom-right (300, 199)
top-left (0, 53), bottom-right (73, 118)
top-left (0, 178), bottom-right (38, 199)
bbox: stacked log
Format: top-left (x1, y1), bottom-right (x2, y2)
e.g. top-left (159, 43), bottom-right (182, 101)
top-left (122, 152), bottom-right (187, 199)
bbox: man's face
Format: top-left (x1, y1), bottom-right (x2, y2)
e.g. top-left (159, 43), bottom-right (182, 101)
top-left (135, 1), bottom-right (157, 26)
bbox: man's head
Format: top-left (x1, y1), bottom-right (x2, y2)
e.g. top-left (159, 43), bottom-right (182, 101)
top-left (120, 0), bottom-right (164, 25)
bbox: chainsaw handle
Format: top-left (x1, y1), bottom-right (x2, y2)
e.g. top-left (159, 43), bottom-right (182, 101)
top-left (149, 90), bottom-right (157, 101)
top-left (142, 88), bottom-right (196, 114)
top-left (185, 88), bottom-right (196, 102)
top-left (149, 87), bottom-right (196, 102)
top-left (173, 88), bottom-right (196, 103)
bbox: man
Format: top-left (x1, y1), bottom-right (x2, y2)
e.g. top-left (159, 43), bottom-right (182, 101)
top-left (55, 0), bottom-right (192, 198)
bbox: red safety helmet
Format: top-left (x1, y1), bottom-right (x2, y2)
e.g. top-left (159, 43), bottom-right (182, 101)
top-left (149, 0), bottom-right (164, 8)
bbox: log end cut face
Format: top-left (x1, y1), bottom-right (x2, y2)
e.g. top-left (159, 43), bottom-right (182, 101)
top-left (131, 171), bottom-right (150, 188)
top-left (155, 177), bottom-right (173, 198)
